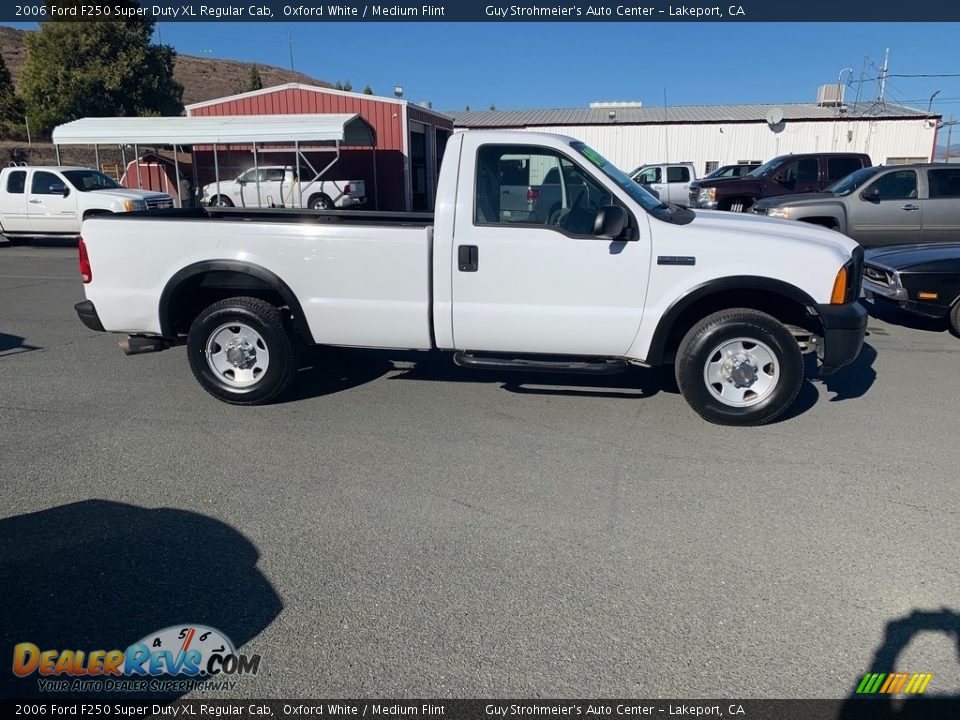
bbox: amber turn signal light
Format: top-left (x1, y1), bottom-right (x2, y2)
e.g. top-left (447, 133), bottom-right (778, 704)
top-left (830, 266), bottom-right (848, 304)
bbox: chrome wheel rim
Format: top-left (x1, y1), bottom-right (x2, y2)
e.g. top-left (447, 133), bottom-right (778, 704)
top-left (205, 322), bottom-right (270, 388)
top-left (703, 337), bottom-right (779, 408)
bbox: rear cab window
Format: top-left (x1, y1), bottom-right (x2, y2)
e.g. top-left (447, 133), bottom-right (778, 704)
top-left (6, 170), bottom-right (26, 194)
top-left (927, 168), bottom-right (960, 198)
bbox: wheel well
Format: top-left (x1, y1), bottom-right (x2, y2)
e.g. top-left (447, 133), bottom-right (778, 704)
top-left (82, 209), bottom-right (111, 220)
top-left (798, 216), bottom-right (840, 230)
top-left (161, 268), bottom-right (313, 344)
top-left (653, 289), bottom-right (820, 364)
top-left (308, 192), bottom-right (332, 205)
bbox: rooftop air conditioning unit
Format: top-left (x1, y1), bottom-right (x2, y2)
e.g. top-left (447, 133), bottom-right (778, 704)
top-left (816, 84), bottom-right (845, 107)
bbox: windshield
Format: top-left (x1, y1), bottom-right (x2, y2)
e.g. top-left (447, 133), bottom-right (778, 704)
top-left (571, 141), bottom-right (668, 216)
top-left (62, 170), bottom-right (122, 192)
top-left (823, 166), bottom-right (880, 195)
top-left (748, 156), bottom-right (787, 178)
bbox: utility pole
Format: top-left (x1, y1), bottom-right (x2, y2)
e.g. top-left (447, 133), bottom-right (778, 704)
top-left (877, 48), bottom-right (889, 103)
top-left (947, 115), bottom-right (955, 163)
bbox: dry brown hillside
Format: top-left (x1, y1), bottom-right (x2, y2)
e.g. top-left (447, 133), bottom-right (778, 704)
top-left (0, 25), bottom-right (333, 108)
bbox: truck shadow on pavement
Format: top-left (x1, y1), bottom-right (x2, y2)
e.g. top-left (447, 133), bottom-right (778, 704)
top-left (0, 500), bottom-right (282, 700)
top-left (292, 343), bottom-right (878, 414)
top-left (836, 607), bottom-right (960, 719)
top-left (0, 331), bottom-right (41, 357)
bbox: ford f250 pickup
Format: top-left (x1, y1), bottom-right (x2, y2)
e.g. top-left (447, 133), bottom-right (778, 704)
top-left (74, 131), bottom-right (867, 425)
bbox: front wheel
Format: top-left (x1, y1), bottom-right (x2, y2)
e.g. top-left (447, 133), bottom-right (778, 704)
top-left (187, 297), bottom-right (300, 405)
top-left (675, 309), bottom-right (803, 426)
top-left (949, 302), bottom-right (960, 338)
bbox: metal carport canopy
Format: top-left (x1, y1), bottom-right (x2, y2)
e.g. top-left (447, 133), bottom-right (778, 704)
top-left (51, 113), bottom-right (376, 146)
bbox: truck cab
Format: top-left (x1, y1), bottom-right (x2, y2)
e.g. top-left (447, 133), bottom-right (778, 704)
top-left (0, 166), bottom-right (173, 240)
top-left (629, 163), bottom-right (697, 206)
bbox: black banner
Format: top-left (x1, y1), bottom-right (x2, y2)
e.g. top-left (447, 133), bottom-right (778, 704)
top-left (5, 0), bottom-right (960, 23)
top-left (2, 699), bottom-right (960, 720)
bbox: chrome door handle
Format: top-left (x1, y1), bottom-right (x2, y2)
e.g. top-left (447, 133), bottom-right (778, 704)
top-left (901, 204), bottom-right (920, 211)
top-left (29, 199), bottom-right (41, 204)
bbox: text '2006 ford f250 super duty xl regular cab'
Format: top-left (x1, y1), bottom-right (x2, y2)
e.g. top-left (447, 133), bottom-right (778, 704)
top-left (75, 131), bottom-right (867, 425)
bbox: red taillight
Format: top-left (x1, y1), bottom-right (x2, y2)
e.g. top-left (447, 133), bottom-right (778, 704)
top-left (78, 237), bottom-right (92, 284)
top-left (343, 183), bottom-right (352, 195)
top-left (527, 188), bottom-right (539, 201)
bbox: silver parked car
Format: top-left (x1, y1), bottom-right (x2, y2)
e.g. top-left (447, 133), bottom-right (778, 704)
top-left (753, 164), bottom-right (960, 247)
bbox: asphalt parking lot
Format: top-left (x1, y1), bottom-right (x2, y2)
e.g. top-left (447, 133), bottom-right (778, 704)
top-left (1, 242), bottom-right (958, 700)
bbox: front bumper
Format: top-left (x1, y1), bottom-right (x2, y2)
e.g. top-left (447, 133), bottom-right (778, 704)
top-left (815, 301), bottom-right (868, 375)
top-left (75, 300), bottom-right (105, 332)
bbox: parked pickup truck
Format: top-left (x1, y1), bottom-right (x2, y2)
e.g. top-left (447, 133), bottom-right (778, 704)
top-left (630, 162), bottom-right (697, 206)
top-left (201, 166), bottom-right (366, 210)
top-left (0, 166), bottom-right (173, 240)
top-left (689, 152), bottom-right (872, 213)
top-left (753, 164), bottom-right (960, 247)
top-left (74, 131), bottom-right (867, 425)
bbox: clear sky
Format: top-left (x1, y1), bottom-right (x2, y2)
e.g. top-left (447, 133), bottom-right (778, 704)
top-left (5, 21), bottom-right (960, 116)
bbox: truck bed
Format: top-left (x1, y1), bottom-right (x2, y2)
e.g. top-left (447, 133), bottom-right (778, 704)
top-left (111, 206), bottom-right (435, 227)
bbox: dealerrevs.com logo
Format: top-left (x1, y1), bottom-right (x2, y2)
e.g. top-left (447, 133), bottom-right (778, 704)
top-left (12, 625), bottom-right (261, 693)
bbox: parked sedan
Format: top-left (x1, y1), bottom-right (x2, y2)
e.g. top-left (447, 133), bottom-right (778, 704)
top-left (862, 242), bottom-right (960, 335)
top-left (754, 164), bottom-right (960, 247)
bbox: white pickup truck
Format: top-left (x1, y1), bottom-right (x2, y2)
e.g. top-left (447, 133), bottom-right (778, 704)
top-left (0, 166), bottom-right (174, 240)
top-left (200, 165), bottom-right (366, 210)
top-left (75, 131), bottom-right (867, 425)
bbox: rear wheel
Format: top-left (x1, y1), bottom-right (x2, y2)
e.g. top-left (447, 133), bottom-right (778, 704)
top-left (187, 297), bottom-right (300, 405)
top-left (309, 194), bottom-right (333, 210)
top-left (675, 309), bottom-right (803, 425)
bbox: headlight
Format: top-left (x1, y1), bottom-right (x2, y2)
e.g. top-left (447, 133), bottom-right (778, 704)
top-left (697, 188), bottom-right (716, 202)
top-left (766, 207), bottom-right (790, 219)
top-left (123, 200), bottom-right (147, 212)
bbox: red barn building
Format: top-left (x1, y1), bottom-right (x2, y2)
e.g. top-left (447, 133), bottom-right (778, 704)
top-left (186, 83), bottom-right (454, 211)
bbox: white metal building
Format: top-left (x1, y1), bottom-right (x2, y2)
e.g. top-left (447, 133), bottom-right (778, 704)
top-left (451, 102), bottom-right (941, 175)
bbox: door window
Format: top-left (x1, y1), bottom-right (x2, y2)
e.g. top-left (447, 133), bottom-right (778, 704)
top-left (928, 168), bottom-right (960, 198)
top-left (827, 157), bottom-right (864, 182)
top-left (31, 171), bottom-right (65, 194)
top-left (869, 170), bottom-right (918, 200)
top-left (475, 145), bottom-right (612, 235)
top-left (264, 168), bottom-right (286, 182)
top-left (667, 166), bottom-right (691, 183)
top-left (635, 167), bottom-right (661, 184)
top-left (6, 171), bottom-right (26, 194)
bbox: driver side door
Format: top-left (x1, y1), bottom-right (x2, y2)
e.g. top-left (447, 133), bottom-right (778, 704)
top-left (27, 170), bottom-right (78, 235)
top-left (451, 144), bottom-right (651, 357)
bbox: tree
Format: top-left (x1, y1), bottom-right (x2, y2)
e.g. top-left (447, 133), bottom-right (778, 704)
top-left (0, 51), bottom-right (25, 139)
top-left (362, 84), bottom-right (374, 95)
top-left (334, 80), bottom-right (353, 92)
top-left (18, 5), bottom-right (183, 134)
top-left (246, 64), bottom-right (263, 92)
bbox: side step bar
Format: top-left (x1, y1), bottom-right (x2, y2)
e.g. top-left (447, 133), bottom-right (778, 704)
top-left (119, 335), bottom-right (170, 355)
top-left (453, 351), bottom-right (628, 375)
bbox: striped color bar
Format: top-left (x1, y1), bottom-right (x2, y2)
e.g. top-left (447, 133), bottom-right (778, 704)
top-left (856, 672), bottom-right (933, 694)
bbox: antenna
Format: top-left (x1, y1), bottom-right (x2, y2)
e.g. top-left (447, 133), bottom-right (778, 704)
top-left (288, 30), bottom-right (295, 71)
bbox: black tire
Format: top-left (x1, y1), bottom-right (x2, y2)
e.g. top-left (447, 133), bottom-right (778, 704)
top-left (210, 195), bottom-right (234, 207)
top-left (674, 308), bottom-right (803, 426)
top-left (187, 297), bottom-right (301, 405)
top-left (949, 302), bottom-right (960, 338)
top-left (309, 194), bottom-right (333, 210)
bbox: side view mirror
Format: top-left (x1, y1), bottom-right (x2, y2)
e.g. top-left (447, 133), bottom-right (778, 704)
top-left (236, 177), bottom-right (247, 185)
top-left (49, 183), bottom-right (68, 197)
top-left (861, 186), bottom-right (881, 201)
top-left (593, 205), bottom-right (629, 240)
